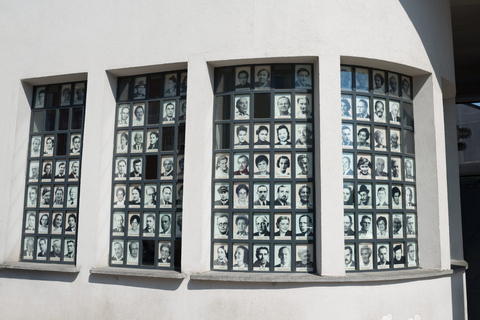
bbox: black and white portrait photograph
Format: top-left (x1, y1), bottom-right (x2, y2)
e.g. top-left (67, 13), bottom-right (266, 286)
top-left (274, 245), bottom-right (291, 271)
top-left (356, 96), bottom-right (370, 120)
top-left (406, 214), bottom-right (416, 238)
top-left (376, 184), bottom-right (389, 209)
top-left (159, 213), bottom-right (172, 237)
top-left (233, 153), bottom-right (249, 177)
top-left (159, 184), bottom-right (173, 208)
top-left (295, 123), bottom-right (313, 148)
top-left (214, 183), bottom-right (229, 208)
top-left (341, 66), bottom-right (352, 91)
top-left (147, 129), bottom-right (159, 151)
top-left (214, 213), bottom-right (229, 239)
top-left (373, 127), bottom-right (387, 151)
top-left (133, 76), bottom-right (146, 100)
top-left (344, 214), bottom-right (354, 239)
top-left (356, 125), bottom-right (370, 150)
top-left (232, 244), bottom-right (249, 271)
top-left (132, 104), bottom-right (145, 126)
top-left (126, 241), bottom-right (139, 265)
top-left (254, 66), bottom-right (271, 89)
top-left (342, 124), bottom-right (353, 148)
top-left (113, 184), bottom-right (126, 208)
top-left (253, 154), bottom-right (270, 178)
top-left (253, 123), bottom-right (270, 148)
top-left (235, 67), bottom-right (251, 90)
top-left (25, 212), bottom-right (36, 233)
top-left (163, 101), bottom-right (176, 123)
top-left (407, 242), bottom-right (417, 267)
top-left (29, 160), bottom-right (39, 181)
top-left (73, 82), bottom-right (86, 105)
top-left (66, 186), bottom-right (78, 208)
top-left (377, 243), bottom-right (390, 269)
top-left (54, 161), bottom-right (66, 180)
top-left (128, 213), bottom-right (140, 236)
top-left (388, 73), bottom-right (399, 96)
top-left (158, 242), bottom-right (172, 266)
top-left (357, 154), bottom-right (372, 179)
top-left (253, 183), bottom-right (269, 209)
top-left (393, 215), bottom-right (403, 238)
top-left (343, 182), bottom-right (354, 208)
top-left (390, 128), bottom-right (401, 152)
top-left (41, 160), bottom-right (52, 181)
top-left (38, 212), bottom-right (49, 233)
top-left (357, 183), bottom-right (372, 208)
top-left (115, 157), bottom-right (128, 179)
top-left (23, 237), bottom-right (34, 259)
top-left (234, 124), bottom-right (249, 148)
top-left (296, 153), bottom-right (312, 178)
top-left (31, 136), bottom-right (41, 157)
top-left (253, 214), bottom-right (270, 239)
top-left (373, 70), bottom-right (385, 94)
top-left (405, 186), bottom-right (416, 209)
top-left (274, 123), bottom-right (292, 148)
top-left (128, 185), bottom-right (142, 207)
top-left (274, 214), bottom-right (292, 239)
top-left (391, 156), bottom-right (402, 180)
top-left (296, 183), bottom-right (313, 209)
top-left (68, 160), bottom-right (80, 180)
top-left (404, 158), bottom-right (415, 181)
top-left (389, 101), bottom-right (401, 124)
top-left (355, 68), bottom-right (369, 92)
top-left (393, 243), bottom-right (405, 268)
top-left (233, 182), bottom-right (249, 209)
top-left (275, 94), bottom-right (292, 118)
top-left (65, 213), bottom-right (77, 234)
top-left (401, 76), bottom-right (411, 99)
top-left (344, 244), bottom-right (355, 270)
top-left (70, 135), bottom-right (81, 155)
top-left (358, 214), bottom-right (373, 239)
top-left (178, 100), bottom-right (186, 121)
top-left (160, 156), bottom-right (174, 179)
top-left (341, 95), bottom-right (353, 119)
top-left (215, 154), bottom-right (229, 179)
top-left (179, 72), bottom-right (187, 95)
top-left (295, 244), bottom-right (314, 272)
top-left (117, 104), bottom-right (130, 127)
top-left (373, 98), bottom-right (386, 123)
top-left (51, 212), bottom-right (63, 234)
top-left (359, 243), bottom-right (373, 270)
top-left (342, 153), bottom-right (354, 177)
top-left (34, 86), bottom-right (46, 108)
top-left (295, 94), bottom-right (312, 118)
top-left (252, 245), bottom-right (270, 271)
top-left (213, 243), bottom-right (228, 270)
top-left (52, 186), bottom-right (64, 208)
top-left (143, 213), bottom-right (155, 235)
top-left (274, 183), bottom-right (291, 209)
top-left (376, 214), bottom-right (389, 239)
top-left (36, 237), bottom-right (48, 260)
top-left (295, 65), bottom-right (312, 88)
top-left (40, 186), bottom-right (51, 207)
top-left (176, 184), bottom-right (183, 207)
top-left (233, 214), bottom-right (249, 239)
top-left (234, 95), bottom-right (250, 119)
top-left (296, 214), bottom-right (314, 239)
top-left (130, 130), bottom-right (143, 153)
top-left (43, 135), bottom-right (54, 156)
top-left (164, 73), bottom-right (177, 97)
top-left (177, 156), bottom-right (184, 177)
top-left (392, 185), bottom-right (403, 209)
top-left (49, 238), bottom-right (62, 261)
top-left (111, 240), bottom-right (124, 264)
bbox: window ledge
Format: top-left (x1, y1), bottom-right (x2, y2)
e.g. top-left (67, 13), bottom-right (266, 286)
top-left (90, 267), bottom-right (185, 279)
top-left (0, 262), bottom-right (79, 273)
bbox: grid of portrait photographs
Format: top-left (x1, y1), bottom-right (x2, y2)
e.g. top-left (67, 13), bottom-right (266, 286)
top-left (110, 71), bottom-right (186, 269)
top-left (22, 81), bottom-right (86, 263)
top-left (341, 65), bottom-right (418, 271)
top-left (212, 64), bottom-right (315, 272)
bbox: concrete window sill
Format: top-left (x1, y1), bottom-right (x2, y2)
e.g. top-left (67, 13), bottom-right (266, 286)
top-left (90, 266), bottom-right (185, 279)
top-left (0, 262), bottom-right (79, 273)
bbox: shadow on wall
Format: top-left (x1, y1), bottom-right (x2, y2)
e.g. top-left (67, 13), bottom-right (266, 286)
top-left (0, 269), bottom-right (79, 283)
top-left (88, 273), bottom-right (183, 291)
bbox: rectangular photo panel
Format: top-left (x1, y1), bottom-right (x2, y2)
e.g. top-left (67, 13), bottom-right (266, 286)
top-left (296, 182), bottom-right (314, 209)
top-left (213, 243), bottom-right (229, 270)
top-left (70, 134), bottom-right (81, 155)
top-left (373, 98), bottom-right (387, 123)
top-left (52, 185), bottom-right (65, 208)
top-left (373, 70), bottom-right (386, 95)
top-left (215, 153), bottom-right (229, 179)
top-left (131, 130), bottom-right (144, 153)
top-left (111, 240), bottom-right (124, 264)
top-left (391, 155), bottom-right (402, 180)
top-left (274, 213), bottom-right (292, 240)
top-left (356, 96), bottom-right (370, 120)
top-left (343, 182), bottom-right (355, 209)
top-left (294, 123), bottom-right (313, 148)
top-left (274, 183), bottom-right (291, 209)
top-left (68, 159), bottom-right (80, 180)
top-left (407, 242), bottom-right (418, 267)
top-left (41, 160), bottom-right (53, 181)
top-left (175, 212), bottom-right (183, 238)
top-left (159, 184), bottom-right (173, 208)
top-left (295, 244), bottom-right (314, 272)
top-left (159, 213), bottom-right (172, 237)
top-left (253, 214), bottom-right (270, 239)
top-left (164, 74), bottom-right (177, 97)
top-left (375, 184), bottom-right (389, 209)
top-left (177, 155), bottom-right (184, 177)
top-left (39, 185), bottom-right (51, 208)
top-left (235, 66), bottom-right (251, 90)
top-left (406, 185), bottom-right (416, 210)
top-left (51, 212), bottom-right (63, 234)
top-left (296, 152), bottom-right (313, 178)
top-left (233, 182), bottom-right (249, 209)
top-left (133, 77), bottom-right (147, 100)
top-left (253, 183), bottom-right (269, 209)
top-left (390, 128), bottom-right (401, 153)
top-left (296, 213), bottom-right (314, 239)
top-left (146, 129), bottom-right (159, 151)
top-left (391, 185), bottom-right (403, 209)
top-left (143, 213), bottom-right (156, 236)
top-left (295, 65), bottom-right (312, 89)
top-left (393, 214), bottom-right (404, 238)
top-left (37, 237), bottom-right (48, 260)
top-left (253, 153), bottom-right (270, 178)
top-left (233, 214), bottom-right (249, 240)
top-left (114, 157), bottom-right (128, 180)
top-left (130, 157), bottom-right (142, 180)
top-left (376, 214), bottom-right (389, 239)
top-left (344, 213), bottom-right (355, 239)
top-left (387, 73), bottom-right (399, 96)
top-left (274, 244), bottom-right (291, 271)
top-left (404, 157), bottom-right (415, 181)
top-left (214, 182), bottom-right (229, 209)
top-left (132, 103), bottom-right (145, 126)
top-left (23, 236), bottom-right (35, 259)
top-left (234, 95), bottom-right (250, 119)
top-left (162, 100), bottom-right (176, 123)
top-left (175, 183), bottom-right (183, 207)
top-left (373, 126), bottom-right (387, 151)
top-left (65, 212), bottom-right (77, 234)
top-left (355, 68), bottom-right (369, 92)
top-left (178, 99), bottom-right (187, 121)
top-left (359, 243), bottom-right (374, 270)
top-left (179, 72), bottom-right (187, 95)
top-left (214, 212), bottom-right (229, 239)
top-left (112, 212), bottom-right (125, 235)
top-left (357, 183), bottom-right (372, 209)
top-left (128, 184), bottom-right (142, 207)
top-left (160, 156), bottom-right (174, 179)
top-left (406, 213), bottom-right (417, 238)
top-left (357, 154), bottom-right (372, 179)
top-left (113, 184), bottom-right (127, 208)
top-left (43, 135), bottom-right (54, 157)
top-left (116, 131), bottom-right (129, 154)
top-left (232, 243), bottom-right (249, 271)
top-left (252, 244), bottom-right (271, 271)
top-left (128, 213), bottom-right (141, 236)
top-left (64, 239), bottom-right (76, 261)
top-left (275, 94), bottom-right (292, 119)
top-left (341, 94), bottom-right (353, 120)
top-left (358, 213), bottom-right (373, 239)
top-left (34, 86), bottom-right (46, 108)
top-left (253, 123), bottom-right (270, 148)
top-left (377, 243), bottom-right (390, 269)
top-left (25, 211), bottom-right (36, 233)
top-left (233, 153), bottom-right (250, 178)
top-left (144, 184), bottom-right (157, 208)
top-left (254, 65), bottom-right (271, 89)
top-left (234, 123), bottom-right (250, 149)
top-left (389, 100), bottom-right (401, 124)
top-left (29, 160), bottom-right (40, 181)
top-left (374, 154), bottom-right (389, 179)
top-left (356, 124), bottom-right (371, 150)
top-left (117, 104), bottom-right (130, 127)
top-left (126, 240), bottom-right (139, 265)
top-left (342, 123), bottom-right (354, 148)
top-left (295, 93), bottom-right (313, 119)
top-left (54, 160), bottom-right (67, 180)
top-left (401, 76), bottom-right (412, 99)
top-left (340, 66), bottom-right (352, 91)
top-left (158, 242), bottom-right (172, 267)
top-left (50, 238), bottom-right (62, 261)
top-left (345, 243), bottom-right (355, 270)
top-left (73, 82), bottom-right (86, 105)
top-left (66, 185), bottom-right (78, 208)
top-left (274, 152), bottom-right (291, 178)
top-left (393, 242), bottom-right (405, 268)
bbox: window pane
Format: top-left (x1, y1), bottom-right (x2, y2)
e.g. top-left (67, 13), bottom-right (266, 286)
top-left (254, 93), bottom-right (271, 118)
top-left (58, 109), bottom-right (69, 130)
top-left (56, 133), bottom-right (67, 156)
top-left (117, 77), bottom-right (131, 101)
top-left (403, 102), bottom-right (414, 127)
top-left (147, 101), bottom-right (160, 125)
top-left (273, 65), bottom-right (293, 89)
top-left (214, 96), bottom-right (231, 120)
top-left (145, 155), bottom-right (158, 180)
top-left (162, 127), bottom-right (175, 151)
top-left (149, 74), bottom-right (162, 99)
top-left (215, 124), bottom-right (230, 150)
top-left (46, 85), bottom-right (59, 108)
top-left (32, 111), bottom-right (43, 133)
top-left (44, 110), bottom-right (56, 131)
top-left (71, 108), bottom-right (83, 130)
top-left (215, 67), bottom-right (234, 94)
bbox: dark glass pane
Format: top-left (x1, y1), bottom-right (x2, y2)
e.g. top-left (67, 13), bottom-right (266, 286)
top-left (403, 102), bottom-right (414, 128)
top-left (145, 155), bottom-right (158, 180)
top-left (117, 77), bottom-right (131, 101)
top-left (58, 109), bottom-right (69, 130)
top-left (215, 124), bottom-right (230, 150)
top-left (141, 240), bottom-right (155, 266)
top-left (56, 133), bottom-right (67, 156)
top-left (32, 111), bottom-right (43, 133)
top-left (177, 125), bottom-right (185, 152)
top-left (147, 101), bottom-right (160, 125)
top-left (46, 85), bottom-right (59, 108)
top-left (214, 96), bottom-right (231, 120)
top-left (162, 127), bottom-right (175, 151)
top-left (44, 110), bottom-right (56, 131)
top-left (174, 239), bottom-right (181, 269)
top-left (404, 130), bottom-right (415, 154)
top-left (149, 74), bottom-right (163, 99)
top-left (273, 65), bottom-right (293, 89)
top-left (254, 93), bottom-right (271, 118)
top-left (71, 107), bottom-right (83, 129)
top-left (215, 67), bottom-right (234, 94)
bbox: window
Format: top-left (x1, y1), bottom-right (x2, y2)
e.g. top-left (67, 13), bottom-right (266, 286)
top-left (212, 64), bottom-right (315, 272)
top-left (341, 65), bottom-right (417, 271)
top-left (22, 81), bottom-right (86, 263)
top-left (109, 70), bottom-right (187, 269)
